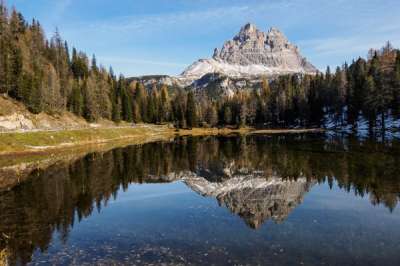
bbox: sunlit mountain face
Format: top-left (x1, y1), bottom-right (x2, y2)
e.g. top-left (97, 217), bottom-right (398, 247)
top-left (1, 134), bottom-right (400, 265)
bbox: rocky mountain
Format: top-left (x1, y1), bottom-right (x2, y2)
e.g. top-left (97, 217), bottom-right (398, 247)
top-left (180, 23), bottom-right (318, 82)
top-left (130, 23), bottom-right (318, 91)
top-left (167, 166), bottom-right (315, 229)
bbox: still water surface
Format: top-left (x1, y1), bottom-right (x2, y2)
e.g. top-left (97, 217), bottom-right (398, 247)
top-left (1, 134), bottom-right (400, 265)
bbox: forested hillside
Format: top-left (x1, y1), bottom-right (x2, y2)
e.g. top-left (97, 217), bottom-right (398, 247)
top-left (1, 3), bottom-right (399, 131)
top-left (222, 44), bottom-right (400, 131)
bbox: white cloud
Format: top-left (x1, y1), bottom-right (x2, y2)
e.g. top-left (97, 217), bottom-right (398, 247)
top-left (85, 5), bottom-right (251, 33)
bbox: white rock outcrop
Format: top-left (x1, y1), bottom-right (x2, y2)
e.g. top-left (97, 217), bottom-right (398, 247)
top-left (0, 114), bottom-right (35, 131)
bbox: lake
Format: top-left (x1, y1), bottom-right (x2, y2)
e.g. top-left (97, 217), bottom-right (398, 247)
top-left (1, 133), bottom-right (400, 265)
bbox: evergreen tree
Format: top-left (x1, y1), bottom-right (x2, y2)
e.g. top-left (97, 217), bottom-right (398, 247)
top-left (120, 79), bottom-right (133, 122)
top-left (392, 51), bottom-right (400, 116)
top-left (347, 58), bottom-right (367, 128)
top-left (8, 46), bottom-right (23, 99)
top-left (0, 3), bottom-right (10, 93)
top-left (223, 105), bottom-right (232, 125)
top-left (364, 75), bottom-right (377, 128)
top-left (205, 104), bottom-right (218, 127)
top-left (186, 91), bottom-right (197, 128)
top-left (135, 82), bottom-right (147, 122)
top-left (159, 85), bottom-right (170, 122)
top-left (69, 80), bottom-right (83, 116)
top-left (91, 54), bottom-right (98, 73)
top-left (146, 92), bottom-right (156, 123)
top-left (239, 104), bottom-right (247, 127)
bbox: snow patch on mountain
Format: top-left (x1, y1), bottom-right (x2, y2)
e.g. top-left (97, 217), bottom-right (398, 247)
top-left (181, 58), bottom-right (314, 81)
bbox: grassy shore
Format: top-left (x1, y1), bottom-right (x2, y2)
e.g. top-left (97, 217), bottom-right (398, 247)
top-left (0, 125), bottom-right (323, 190)
top-left (0, 125), bottom-right (324, 157)
top-left (0, 124), bottom-right (175, 156)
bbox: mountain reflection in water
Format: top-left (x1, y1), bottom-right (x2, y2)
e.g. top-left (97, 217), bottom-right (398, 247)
top-left (0, 134), bottom-right (399, 265)
top-left (176, 171), bottom-right (314, 229)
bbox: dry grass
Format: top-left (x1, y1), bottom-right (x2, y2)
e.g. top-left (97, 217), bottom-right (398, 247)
top-left (0, 124), bottom-right (174, 156)
top-left (0, 94), bottom-right (24, 116)
top-left (0, 248), bottom-right (8, 266)
top-left (0, 243), bottom-right (9, 266)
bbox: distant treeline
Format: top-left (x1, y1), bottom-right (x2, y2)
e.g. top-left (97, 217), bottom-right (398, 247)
top-left (1, 4), bottom-right (399, 130)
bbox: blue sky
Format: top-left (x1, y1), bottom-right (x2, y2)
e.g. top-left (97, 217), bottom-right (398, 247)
top-left (6, 0), bottom-right (400, 76)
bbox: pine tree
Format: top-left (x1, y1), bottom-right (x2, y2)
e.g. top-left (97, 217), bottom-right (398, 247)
top-left (172, 89), bottom-right (186, 128)
top-left (64, 41), bottom-right (70, 66)
top-left (146, 93), bottom-right (156, 123)
top-left (91, 54), bottom-right (98, 73)
top-left (347, 58), bottom-right (367, 128)
top-left (223, 105), bottom-right (232, 125)
top-left (69, 80), bottom-right (83, 116)
top-left (110, 72), bottom-right (122, 122)
top-left (135, 82), bottom-right (147, 122)
top-left (83, 76), bottom-right (98, 122)
top-left (260, 77), bottom-right (271, 124)
top-left (205, 104), bottom-right (218, 127)
top-left (331, 67), bottom-right (347, 126)
top-left (28, 77), bottom-right (42, 114)
top-left (261, 77), bottom-right (271, 99)
top-left (0, 3), bottom-right (10, 93)
top-left (364, 75), bottom-right (377, 128)
top-left (239, 103), bottom-right (247, 127)
top-left (9, 8), bottom-right (25, 37)
top-left (8, 46), bottom-right (23, 99)
top-left (392, 51), bottom-right (400, 116)
top-left (121, 80), bottom-right (133, 122)
top-left (186, 91), bottom-right (197, 128)
top-left (159, 85), bottom-right (170, 122)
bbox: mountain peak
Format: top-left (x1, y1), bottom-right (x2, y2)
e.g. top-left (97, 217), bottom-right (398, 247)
top-left (233, 23), bottom-right (263, 42)
top-left (236, 23), bottom-right (258, 36)
top-left (233, 23), bottom-right (264, 44)
top-left (242, 23), bottom-right (258, 32)
top-left (181, 23), bottom-right (318, 81)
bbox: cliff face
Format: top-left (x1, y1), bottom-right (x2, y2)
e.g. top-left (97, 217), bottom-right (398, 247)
top-left (181, 23), bottom-right (317, 81)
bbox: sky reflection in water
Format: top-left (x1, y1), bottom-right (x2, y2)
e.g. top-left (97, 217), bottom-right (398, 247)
top-left (0, 134), bottom-right (400, 265)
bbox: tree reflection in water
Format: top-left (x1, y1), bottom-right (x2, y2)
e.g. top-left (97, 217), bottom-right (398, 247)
top-left (0, 134), bottom-right (399, 265)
